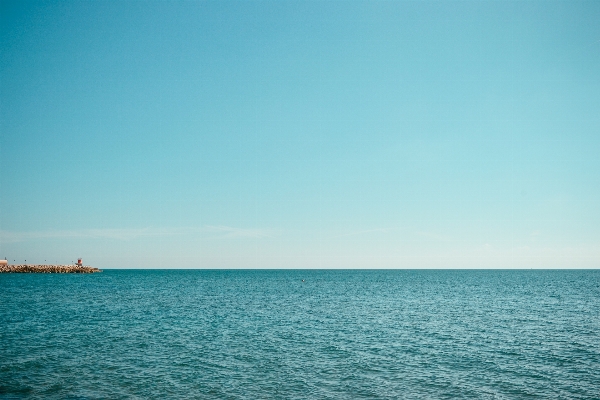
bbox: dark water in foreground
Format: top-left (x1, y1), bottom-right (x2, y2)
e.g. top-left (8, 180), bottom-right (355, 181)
top-left (1, 270), bottom-right (599, 399)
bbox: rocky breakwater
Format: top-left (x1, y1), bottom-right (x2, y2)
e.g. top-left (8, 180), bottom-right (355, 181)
top-left (0, 264), bottom-right (102, 273)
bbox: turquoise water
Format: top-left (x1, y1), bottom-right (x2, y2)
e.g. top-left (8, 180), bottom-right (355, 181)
top-left (1, 270), bottom-right (599, 399)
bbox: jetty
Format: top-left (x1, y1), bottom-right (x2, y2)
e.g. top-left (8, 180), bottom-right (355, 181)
top-left (0, 263), bottom-right (101, 274)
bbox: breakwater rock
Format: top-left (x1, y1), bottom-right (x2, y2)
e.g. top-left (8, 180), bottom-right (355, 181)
top-left (0, 264), bottom-right (101, 273)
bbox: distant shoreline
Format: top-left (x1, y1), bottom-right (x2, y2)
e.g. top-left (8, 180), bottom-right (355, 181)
top-left (0, 265), bottom-right (102, 273)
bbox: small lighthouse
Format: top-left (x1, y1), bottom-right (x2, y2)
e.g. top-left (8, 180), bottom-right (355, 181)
top-left (77, 258), bottom-right (83, 267)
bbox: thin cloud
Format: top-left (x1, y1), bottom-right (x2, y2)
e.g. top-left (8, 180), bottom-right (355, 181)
top-left (417, 231), bottom-right (452, 242)
top-left (0, 228), bottom-right (171, 243)
top-left (328, 228), bottom-right (389, 239)
top-left (0, 225), bottom-right (274, 243)
top-left (204, 225), bottom-right (274, 239)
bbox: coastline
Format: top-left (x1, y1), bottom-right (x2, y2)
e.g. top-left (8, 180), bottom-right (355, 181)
top-left (0, 264), bottom-right (102, 273)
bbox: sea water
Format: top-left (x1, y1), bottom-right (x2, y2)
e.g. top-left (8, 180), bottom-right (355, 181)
top-left (1, 269), bottom-right (599, 399)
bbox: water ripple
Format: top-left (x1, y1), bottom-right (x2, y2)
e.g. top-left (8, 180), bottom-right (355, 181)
top-left (1, 270), bottom-right (599, 398)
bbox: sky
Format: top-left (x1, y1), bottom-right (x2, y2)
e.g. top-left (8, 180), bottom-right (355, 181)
top-left (1, 0), bottom-right (599, 269)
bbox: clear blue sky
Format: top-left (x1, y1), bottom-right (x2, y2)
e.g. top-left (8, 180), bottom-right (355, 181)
top-left (1, 0), bottom-right (599, 268)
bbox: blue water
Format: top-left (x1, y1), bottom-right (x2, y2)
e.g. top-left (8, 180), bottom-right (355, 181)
top-left (1, 270), bottom-right (599, 399)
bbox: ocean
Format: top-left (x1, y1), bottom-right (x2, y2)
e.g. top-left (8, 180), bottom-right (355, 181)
top-left (1, 269), bottom-right (599, 399)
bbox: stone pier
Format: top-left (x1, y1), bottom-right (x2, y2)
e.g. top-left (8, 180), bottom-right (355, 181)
top-left (0, 264), bottom-right (101, 273)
